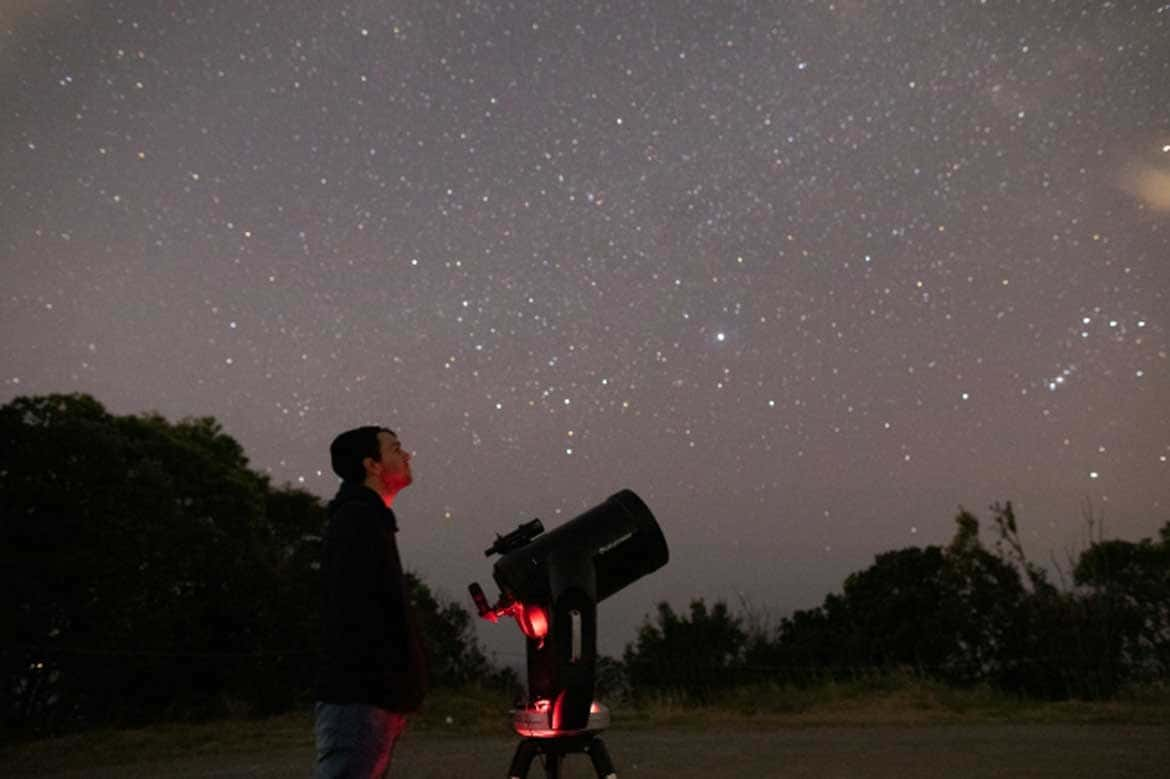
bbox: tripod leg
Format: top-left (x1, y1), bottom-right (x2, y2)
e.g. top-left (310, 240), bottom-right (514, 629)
top-left (586, 736), bottom-right (617, 779)
top-left (508, 739), bottom-right (541, 779)
top-left (543, 750), bottom-right (563, 779)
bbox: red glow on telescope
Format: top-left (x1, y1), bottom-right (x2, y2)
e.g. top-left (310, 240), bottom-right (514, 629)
top-left (518, 603), bottom-right (549, 639)
top-left (512, 698), bottom-right (610, 738)
top-left (551, 691), bottom-right (566, 731)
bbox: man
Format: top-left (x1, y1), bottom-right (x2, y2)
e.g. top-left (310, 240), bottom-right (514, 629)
top-left (314, 426), bottom-right (427, 778)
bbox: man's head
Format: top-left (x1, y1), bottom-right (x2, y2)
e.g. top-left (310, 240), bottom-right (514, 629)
top-left (330, 426), bottom-right (413, 503)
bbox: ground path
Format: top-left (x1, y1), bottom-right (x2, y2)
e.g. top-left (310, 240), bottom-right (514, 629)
top-left (7, 724), bottom-right (1168, 778)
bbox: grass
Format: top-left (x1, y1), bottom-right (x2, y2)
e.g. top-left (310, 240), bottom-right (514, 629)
top-left (619, 672), bottom-right (1170, 729)
top-left (3, 678), bottom-right (1168, 773)
top-left (0, 687), bottom-right (515, 775)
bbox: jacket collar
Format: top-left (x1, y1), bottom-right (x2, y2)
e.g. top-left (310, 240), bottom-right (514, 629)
top-left (328, 481), bottom-right (398, 531)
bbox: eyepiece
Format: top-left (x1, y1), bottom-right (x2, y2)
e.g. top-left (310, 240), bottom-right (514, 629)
top-left (468, 582), bottom-right (492, 618)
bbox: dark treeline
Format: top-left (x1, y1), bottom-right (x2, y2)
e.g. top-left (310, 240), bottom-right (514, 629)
top-left (1, 394), bottom-right (512, 737)
top-left (622, 505), bottom-right (1169, 703)
top-left (3, 394), bottom-right (1167, 737)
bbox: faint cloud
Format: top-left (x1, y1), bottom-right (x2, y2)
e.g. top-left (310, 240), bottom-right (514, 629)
top-left (1120, 158), bottom-right (1170, 212)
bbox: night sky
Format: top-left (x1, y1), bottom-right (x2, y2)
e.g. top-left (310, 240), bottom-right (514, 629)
top-left (3, 1), bottom-right (1168, 659)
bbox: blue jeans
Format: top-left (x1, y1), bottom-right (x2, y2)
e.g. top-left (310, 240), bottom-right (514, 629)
top-left (314, 702), bottom-right (408, 779)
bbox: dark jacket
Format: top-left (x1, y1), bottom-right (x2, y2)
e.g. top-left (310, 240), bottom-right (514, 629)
top-left (315, 481), bottom-right (427, 711)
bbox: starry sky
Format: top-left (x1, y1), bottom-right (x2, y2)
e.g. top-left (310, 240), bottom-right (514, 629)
top-left (3, 0), bottom-right (1168, 659)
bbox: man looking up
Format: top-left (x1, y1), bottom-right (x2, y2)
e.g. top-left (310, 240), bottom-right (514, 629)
top-left (314, 426), bottom-right (427, 778)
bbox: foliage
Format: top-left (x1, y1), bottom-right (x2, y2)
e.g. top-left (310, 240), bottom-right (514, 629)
top-left (621, 504), bottom-right (1169, 702)
top-left (407, 573), bottom-right (503, 689)
top-left (732, 511), bottom-right (1028, 690)
top-left (0, 393), bottom-right (502, 736)
top-left (1073, 529), bottom-right (1170, 683)
top-left (623, 599), bottom-right (746, 702)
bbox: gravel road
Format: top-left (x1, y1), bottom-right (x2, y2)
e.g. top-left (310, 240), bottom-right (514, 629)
top-left (7, 723), bottom-right (1168, 778)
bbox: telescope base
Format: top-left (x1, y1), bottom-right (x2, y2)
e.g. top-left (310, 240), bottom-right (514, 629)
top-left (507, 733), bottom-right (617, 779)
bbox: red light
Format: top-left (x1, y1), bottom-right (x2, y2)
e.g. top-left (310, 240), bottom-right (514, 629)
top-left (513, 699), bottom-right (608, 738)
top-left (551, 691), bottom-right (565, 731)
top-left (517, 603), bottom-right (549, 639)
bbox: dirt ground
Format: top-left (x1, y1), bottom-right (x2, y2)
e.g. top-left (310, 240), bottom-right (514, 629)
top-left (6, 723), bottom-right (1169, 778)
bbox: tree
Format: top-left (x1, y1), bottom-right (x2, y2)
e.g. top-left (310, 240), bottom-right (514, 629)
top-left (406, 574), bottom-right (494, 688)
top-left (981, 502), bottom-right (1134, 699)
top-left (623, 599), bottom-right (746, 702)
top-left (836, 546), bottom-right (959, 672)
top-left (761, 508), bottom-right (1028, 688)
top-left (943, 509), bottom-right (1029, 684)
top-left (1, 394), bottom-right (285, 728)
top-left (1074, 522), bottom-right (1170, 682)
top-left (1, 393), bottom-right (509, 734)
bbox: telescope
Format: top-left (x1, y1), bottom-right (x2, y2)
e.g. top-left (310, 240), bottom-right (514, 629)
top-left (469, 489), bottom-right (669, 779)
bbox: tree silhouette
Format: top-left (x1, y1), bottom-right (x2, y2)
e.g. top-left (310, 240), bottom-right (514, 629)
top-left (1074, 523), bottom-right (1170, 683)
top-left (623, 599), bottom-right (746, 702)
top-left (0, 393), bottom-right (504, 734)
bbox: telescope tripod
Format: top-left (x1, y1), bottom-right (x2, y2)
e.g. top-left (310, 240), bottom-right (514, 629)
top-left (507, 732), bottom-right (617, 779)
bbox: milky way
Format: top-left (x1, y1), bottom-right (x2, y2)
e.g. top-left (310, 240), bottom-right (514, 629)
top-left (3, 1), bottom-right (1168, 657)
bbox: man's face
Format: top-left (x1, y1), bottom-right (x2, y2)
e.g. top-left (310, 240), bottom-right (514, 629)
top-left (372, 431), bottom-right (413, 492)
